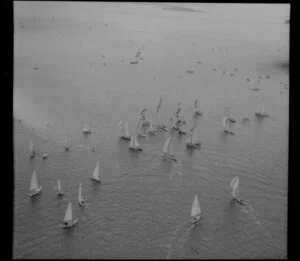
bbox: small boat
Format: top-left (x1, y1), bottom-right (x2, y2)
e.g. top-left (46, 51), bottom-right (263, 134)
top-left (242, 110), bottom-right (249, 123)
top-left (118, 120), bottom-right (131, 141)
top-left (64, 135), bottom-right (70, 151)
top-left (57, 179), bottom-right (64, 196)
top-left (186, 128), bottom-right (201, 149)
top-left (91, 161), bottom-right (102, 182)
top-left (29, 140), bottom-right (36, 159)
top-left (129, 135), bottom-right (142, 151)
top-left (178, 127), bottom-right (187, 135)
top-left (255, 98), bottom-right (269, 118)
top-left (140, 108), bottom-right (150, 127)
top-left (191, 194), bottom-right (202, 224)
top-left (148, 122), bottom-right (157, 135)
top-left (156, 97), bottom-right (168, 132)
top-left (78, 183), bottom-right (85, 207)
top-left (28, 170), bottom-right (42, 197)
top-left (82, 123), bottom-right (91, 134)
top-left (42, 153), bottom-right (48, 159)
top-left (222, 115), bottom-right (234, 135)
top-left (194, 97), bottom-right (203, 116)
top-left (230, 177), bottom-right (245, 204)
top-left (61, 203), bottom-right (78, 228)
top-left (162, 136), bottom-right (176, 162)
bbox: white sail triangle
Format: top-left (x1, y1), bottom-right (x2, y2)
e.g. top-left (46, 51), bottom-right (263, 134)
top-left (78, 183), bottom-right (83, 201)
top-left (64, 203), bottom-right (73, 222)
top-left (92, 161), bottom-right (100, 179)
top-left (222, 116), bottom-right (228, 130)
top-left (124, 121), bottom-right (129, 137)
top-left (29, 140), bottom-right (34, 153)
top-left (57, 179), bottom-right (61, 191)
top-left (163, 136), bottom-right (171, 154)
top-left (230, 177), bottom-right (239, 197)
top-left (130, 136), bottom-right (135, 147)
top-left (30, 170), bottom-right (38, 191)
top-left (191, 194), bottom-right (201, 217)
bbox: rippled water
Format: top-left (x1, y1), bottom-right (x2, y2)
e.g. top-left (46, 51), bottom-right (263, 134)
top-left (14, 2), bottom-right (288, 259)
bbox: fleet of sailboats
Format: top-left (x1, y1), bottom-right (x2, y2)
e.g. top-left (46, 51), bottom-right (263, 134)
top-left (91, 161), bottom-right (102, 182)
top-left (28, 170), bottom-right (42, 197)
top-left (62, 202), bottom-right (78, 228)
top-left (191, 194), bottom-right (202, 224)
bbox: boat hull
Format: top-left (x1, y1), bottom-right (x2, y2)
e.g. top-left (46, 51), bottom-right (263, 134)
top-left (82, 130), bottom-right (91, 134)
top-left (255, 112), bottom-right (269, 118)
top-left (195, 111), bottom-right (203, 116)
top-left (162, 154), bottom-right (177, 162)
top-left (28, 187), bottom-right (42, 197)
top-left (129, 146), bottom-right (143, 151)
top-left (148, 130), bottom-right (156, 135)
top-left (228, 118), bottom-right (236, 124)
top-left (62, 218), bottom-right (78, 229)
top-left (178, 129), bottom-right (187, 135)
top-left (57, 191), bottom-right (64, 196)
top-left (120, 136), bottom-right (131, 141)
top-left (78, 200), bottom-right (85, 207)
top-left (191, 215), bottom-right (202, 224)
top-left (137, 133), bottom-right (147, 138)
top-left (224, 130), bottom-right (234, 135)
top-left (64, 147), bottom-right (70, 151)
top-left (142, 121), bottom-right (150, 127)
top-left (91, 177), bottom-right (101, 183)
top-left (158, 124), bottom-right (168, 132)
top-left (186, 142), bottom-right (201, 149)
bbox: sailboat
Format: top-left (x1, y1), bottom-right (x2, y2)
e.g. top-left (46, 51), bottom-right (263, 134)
top-left (57, 179), bottom-right (64, 196)
top-left (42, 153), bottom-right (48, 159)
top-left (61, 202), bottom-right (78, 228)
top-left (191, 194), bottom-right (202, 224)
top-left (78, 183), bottom-right (85, 207)
top-left (255, 98), bottom-right (269, 118)
top-left (91, 161), bottom-right (102, 182)
top-left (140, 108), bottom-right (150, 127)
top-left (29, 140), bottom-right (36, 159)
top-left (162, 136), bottom-right (176, 161)
top-left (119, 120), bottom-right (131, 140)
top-left (129, 135), bottom-right (142, 151)
top-left (28, 170), bottom-right (42, 197)
top-left (186, 127), bottom-right (201, 149)
top-left (226, 109), bottom-right (236, 124)
top-left (242, 109), bottom-right (249, 123)
top-left (194, 97), bottom-right (203, 116)
top-left (230, 177), bottom-right (244, 204)
top-left (64, 135), bottom-right (70, 151)
top-left (82, 123), bottom-right (91, 134)
top-left (148, 121), bottom-right (157, 136)
top-left (156, 98), bottom-right (168, 132)
top-left (222, 114), bottom-right (234, 135)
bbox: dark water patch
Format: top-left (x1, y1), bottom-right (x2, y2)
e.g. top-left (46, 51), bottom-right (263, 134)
top-left (246, 78), bottom-right (251, 82)
top-left (230, 73), bottom-right (234, 77)
top-left (252, 88), bottom-right (259, 92)
top-left (197, 61), bottom-right (202, 64)
top-left (265, 75), bottom-right (270, 79)
top-left (212, 68), bottom-right (216, 72)
top-left (33, 67), bottom-right (39, 70)
top-left (186, 70), bottom-right (194, 74)
top-left (273, 61), bottom-right (289, 71)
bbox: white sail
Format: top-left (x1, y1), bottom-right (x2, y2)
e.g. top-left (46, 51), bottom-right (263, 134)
top-left (191, 194), bottom-right (201, 217)
top-left (124, 121), bottom-right (129, 137)
top-left (83, 123), bottom-right (90, 132)
top-left (30, 170), bottom-right (38, 191)
top-left (230, 177), bottom-right (239, 197)
top-left (92, 161), bottom-right (100, 179)
top-left (29, 140), bottom-right (34, 153)
top-left (222, 116), bottom-right (229, 131)
top-left (78, 183), bottom-right (82, 201)
top-left (130, 136), bottom-right (135, 147)
top-left (64, 203), bottom-right (73, 222)
top-left (163, 136), bottom-right (171, 154)
top-left (57, 179), bottom-right (61, 191)
top-left (134, 135), bottom-right (139, 147)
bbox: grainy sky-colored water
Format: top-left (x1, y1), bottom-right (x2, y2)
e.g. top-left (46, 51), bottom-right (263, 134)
top-left (14, 2), bottom-right (289, 259)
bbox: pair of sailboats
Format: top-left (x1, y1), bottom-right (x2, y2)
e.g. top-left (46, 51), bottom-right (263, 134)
top-left (56, 179), bottom-right (86, 206)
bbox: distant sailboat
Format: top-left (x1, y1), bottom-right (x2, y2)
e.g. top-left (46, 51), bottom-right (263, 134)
top-left (91, 161), bottom-right (102, 182)
top-left (129, 135), bottom-right (142, 151)
top-left (28, 170), bottom-right (42, 197)
top-left (62, 202), bottom-right (78, 228)
top-left (186, 127), bottom-right (201, 149)
top-left (157, 98), bottom-right (168, 132)
top-left (64, 135), bottom-right (70, 151)
top-left (42, 153), bottom-right (48, 159)
top-left (82, 123), bottom-right (91, 134)
top-left (242, 109), bottom-right (249, 123)
top-left (119, 120), bottom-right (131, 140)
top-left (78, 183), bottom-right (85, 207)
top-left (29, 140), bottom-right (36, 158)
top-left (230, 177), bottom-right (244, 204)
top-left (57, 179), bottom-right (63, 196)
top-left (162, 136), bottom-right (176, 161)
top-left (255, 98), bottom-right (269, 118)
top-left (148, 121), bottom-right (157, 135)
top-left (191, 194), bottom-right (202, 224)
top-left (194, 97), bottom-right (203, 116)
top-left (222, 114), bottom-right (234, 135)
top-left (140, 108), bottom-right (150, 127)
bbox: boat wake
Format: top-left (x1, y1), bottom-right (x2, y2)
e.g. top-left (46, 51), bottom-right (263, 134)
top-left (166, 221), bottom-right (192, 259)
